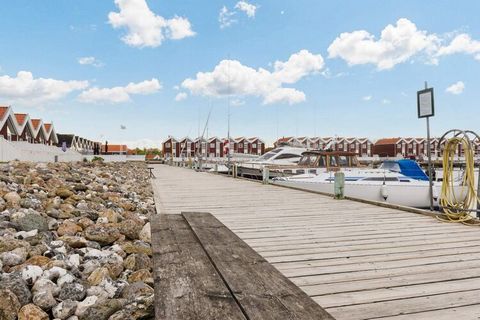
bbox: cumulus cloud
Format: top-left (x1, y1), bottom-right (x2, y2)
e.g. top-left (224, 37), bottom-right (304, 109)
top-left (175, 92), bottom-right (187, 101)
top-left (328, 18), bottom-right (439, 70)
top-left (362, 95), bottom-right (372, 101)
top-left (235, 1), bottom-right (257, 18)
top-left (108, 0), bottom-right (195, 48)
top-left (329, 18), bottom-right (480, 70)
top-left (446, 81), bottom-right (465, 95)
top-left (0, 71), bottom-right (89, 104)
top-left (181, 50), bottom-right (324, 105)
top-left (78, 78), bottom-right (161, 103)
top-left (437, 34), bottom-right (480, 60)
top-left (219, 6), bottom-right (236, 29)
top-left (78, 56), bottom-right (104, 67)
top-left (382, 99), bottom-right (391, 104)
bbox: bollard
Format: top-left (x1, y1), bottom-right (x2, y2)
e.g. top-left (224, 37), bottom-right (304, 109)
top-left (233, 164), bottom-right (237, 178)
top-left (214, 164), bottom-right (218, 173)
top-left (262, 167), bottom-right (270, 184)
top-left (334, 171), bottom-right (345, 200)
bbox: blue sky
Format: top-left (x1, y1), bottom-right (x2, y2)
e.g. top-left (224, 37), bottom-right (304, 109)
top-left (1, 0), bottom-right (479, 147)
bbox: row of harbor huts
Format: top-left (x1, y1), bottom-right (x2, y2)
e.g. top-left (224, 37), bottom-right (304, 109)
top-left (162, 136), bottom-right (266, 158)
top-left (0, 105), bottom-right (127, 155)
top-left (275, 136), bottom-right (480, 158)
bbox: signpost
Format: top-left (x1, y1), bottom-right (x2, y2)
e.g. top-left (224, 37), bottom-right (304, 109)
top-left (417, 82), bottom-right (435, 211)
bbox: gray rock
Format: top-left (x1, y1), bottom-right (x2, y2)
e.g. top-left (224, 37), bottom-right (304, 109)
top-left (78, 299), bottom-right (125, 320)
top-left (0, 247), bottom-right (27, 266)
top-left (33, 289), bottom-right (57, 311)
top-left (0, 272), bottom-right (32, 305)
top-left (11, 210), bottom-right (48, 232)
top-left (59, 282), bottom-right (87, 301)
top-left (53, 299), bottom-right (78, 319)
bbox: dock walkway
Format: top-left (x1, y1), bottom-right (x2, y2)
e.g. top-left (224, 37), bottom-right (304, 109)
top-left (151, 164), bottom-right (480, 320)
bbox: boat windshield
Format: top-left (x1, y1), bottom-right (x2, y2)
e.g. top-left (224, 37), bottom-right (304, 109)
top-left (338, 156), bottom-right (348, 167)
top-left (298, 154), bottom-right (317, 166)
top-left (379, 161), bottom-right (401, 172)
top-left (257, 148), bottom-right (282, 161)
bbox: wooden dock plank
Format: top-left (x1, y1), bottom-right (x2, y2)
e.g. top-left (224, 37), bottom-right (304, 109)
top-left (183, 212), bottom-right (335, 320)
top-left (151, 165), bottom-right (480, 320)
top-left (151, 214), bottom-right (246, 320)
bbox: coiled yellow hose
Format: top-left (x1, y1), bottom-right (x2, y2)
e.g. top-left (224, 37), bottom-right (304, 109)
top-left (439, 135), bottom-right (480, 224)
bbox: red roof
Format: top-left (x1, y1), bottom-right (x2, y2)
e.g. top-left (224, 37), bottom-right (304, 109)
top-left (14, 113), bottom-right (28, 125)
top-left (375, 138), bottom-right (402, 145)
top-left (0, 106), bottom-right (8, 120)
top-left (31, 119), bottom-right (42, 129)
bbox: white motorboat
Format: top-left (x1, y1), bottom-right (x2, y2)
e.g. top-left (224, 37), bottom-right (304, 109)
top-left (273, 159), bottom-right (464, 208)
top-left (237, 146), bottom-right (306, 179)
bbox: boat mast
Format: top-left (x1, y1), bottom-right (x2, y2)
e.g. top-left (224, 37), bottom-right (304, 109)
top-left (227, 58), bottom-right (231, 165)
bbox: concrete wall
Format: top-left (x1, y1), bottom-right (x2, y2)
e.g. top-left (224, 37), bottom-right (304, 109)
top-left (0, 137), bottom-right (82, 162)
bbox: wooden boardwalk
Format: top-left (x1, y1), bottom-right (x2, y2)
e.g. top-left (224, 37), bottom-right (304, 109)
top-left (151, 165), bottom-right (480, 320)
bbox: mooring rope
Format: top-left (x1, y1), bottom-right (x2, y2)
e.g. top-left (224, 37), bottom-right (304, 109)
top-left (438, 135), bottom-right (480, 225)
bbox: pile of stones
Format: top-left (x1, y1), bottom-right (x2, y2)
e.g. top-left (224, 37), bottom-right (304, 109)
top-left (0, 161), bottom-right (156, 320)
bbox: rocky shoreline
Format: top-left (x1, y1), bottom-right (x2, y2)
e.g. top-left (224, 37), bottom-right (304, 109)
top-left (0, 161), bottom-right (156, 320)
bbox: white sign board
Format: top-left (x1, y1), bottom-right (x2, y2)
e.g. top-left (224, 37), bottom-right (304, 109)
top-left (417, 88), bottom-right (434, 118)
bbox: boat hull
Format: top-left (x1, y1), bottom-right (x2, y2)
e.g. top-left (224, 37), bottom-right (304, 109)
top-left (273, 179), bottom-right (443, 208)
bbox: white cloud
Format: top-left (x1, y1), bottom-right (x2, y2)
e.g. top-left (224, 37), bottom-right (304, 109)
top-left (175, 92), bottom-right (187, 101)
top-left (329, 19), bottom-right (480, 70)
top-left (181, 50), bottom-right (324, 105)
top-left (78, 78), bottom-right (161, 103)
top-left (362, 95), bottom-right (372, 101)
top-left (235, 1), bottom-right (257, 18)
top-left (219, 6), bottom-right (236, 29)
top-left (0, 71), bottom-right (89, 104)
top-left (446, 81), bottom-right (465, 95)
top-left (437, 34), bottom-right (480, 60)
top-left (108, 0), bottom-right (195, 48)
top-left (78, 56), bottom-right (104, 67)
top-left (123, 138), bottom-right (162, 149)
top-left (382, 99), bottom-right (391, 104)
top-left (328, 18), bottom-right (440, 70)
top-left (231, 98), bottom-right (245, 106)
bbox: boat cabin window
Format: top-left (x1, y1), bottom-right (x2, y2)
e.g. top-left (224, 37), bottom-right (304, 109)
top-left (338, 156), bottom-right (348, 167)
top-left (329, 156), bottom-right (337, 167)
top-left (257, 148), bottom-right (282, 160)
top-left (298, 154), bottom-right (316, 166)
top-left (379, 161), bottom-right (401, 172)
top-left (275, 153), bottom-right (302, 160)
top-left (318, 156), bottom-right (327, 167)
top-left (362, 177), bottom-right (399, 181)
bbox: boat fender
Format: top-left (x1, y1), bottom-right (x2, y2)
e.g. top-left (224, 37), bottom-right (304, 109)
top-left (380, 184), bottom-right (388, 201)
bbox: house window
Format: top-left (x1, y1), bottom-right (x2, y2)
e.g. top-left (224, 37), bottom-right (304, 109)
top-left (165, 142), bottom-right (171, 148)
top-left (210, 143), bottom-right (215, 148)
top-left (252, 143), bottom-right (257, 148)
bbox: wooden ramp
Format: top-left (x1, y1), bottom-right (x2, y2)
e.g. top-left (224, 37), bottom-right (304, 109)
top-left (151, 165), bottom-right (480, 320)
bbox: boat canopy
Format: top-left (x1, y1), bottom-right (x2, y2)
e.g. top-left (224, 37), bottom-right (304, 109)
top-left (380, 159), bottom-right (429, 181)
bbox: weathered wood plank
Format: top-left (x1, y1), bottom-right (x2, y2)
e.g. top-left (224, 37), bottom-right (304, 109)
top-left (151, 214), bottom-right (246, 320)
top-left (183, 212), bottom-right (335, 320)
top-left (326, 289), bottom-right (480, 319)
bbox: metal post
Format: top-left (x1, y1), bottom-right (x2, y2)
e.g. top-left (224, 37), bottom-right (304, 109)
top-left (425, 81), bottom-right (434, 211)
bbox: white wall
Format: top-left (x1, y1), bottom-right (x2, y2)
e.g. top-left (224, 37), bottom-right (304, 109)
top-left (0, 137), bottom-right (82, 162)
